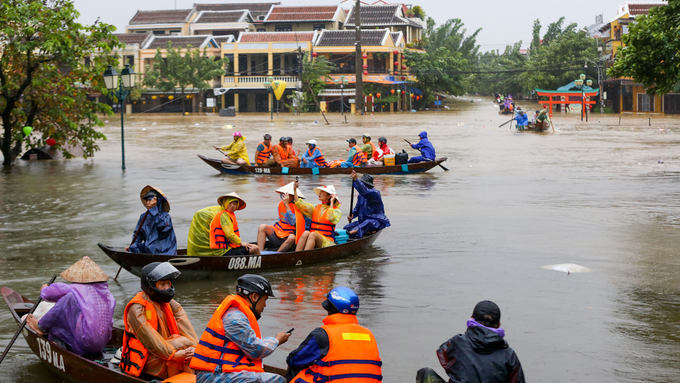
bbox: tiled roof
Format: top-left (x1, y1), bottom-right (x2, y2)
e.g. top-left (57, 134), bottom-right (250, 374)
top-left (265, 5), bottom-right (339, 22)
top-left (114, 32), bottom-right (152, 45)
top-left (345, 5), bottom-right (404, 27)
top-left (193, 3), bottom-right (280, 18)
top-left (239, 31), bottom-right (316, 43)
top-left (214, 35), bottom-right (236, 44)
top-left (194, 10), bottom-right (249, 24)
top-left (129, 9), bottom-right (193, 25)
top-left (315, 30), bottom-right (387, 47)
top-left (144, 35), bottom-right (215, 49)
top-left (628, 2), bottom-right (664, 16)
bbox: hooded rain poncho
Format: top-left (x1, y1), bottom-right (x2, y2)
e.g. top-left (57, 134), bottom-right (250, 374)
top-left (343, 180), bottom-right (390, 237)
top-left (221, 136), bottom-right (250, 163)
top-left (129, 202), bottom-right (177, 255)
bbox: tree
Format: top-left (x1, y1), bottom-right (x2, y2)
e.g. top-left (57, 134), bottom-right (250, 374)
top-left (143, 42), bottom-right (228, 113)
top-left (0, 0), bottom-right (119, 166)
top-left (608, 1), bottom-right (679, 95)
top-left (473, 42), bottom-right (529, 96)
top-left (301, 52), bottom-right (335, 112)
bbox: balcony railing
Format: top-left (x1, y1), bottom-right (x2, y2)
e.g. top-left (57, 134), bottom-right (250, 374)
top-left (221, 76), bottom-right (299, 87)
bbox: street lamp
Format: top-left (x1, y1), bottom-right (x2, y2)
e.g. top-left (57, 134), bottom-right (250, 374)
top-left (334, 75), bottom-right (350, 115)
top-left (584, 59), bottom-right (604, 113)
top-left (103, 64), bottom-right (136, 170)
top-left (263, 76), bottom-right (274, 121)
top-left (574, 74), bottom-right (593, 122)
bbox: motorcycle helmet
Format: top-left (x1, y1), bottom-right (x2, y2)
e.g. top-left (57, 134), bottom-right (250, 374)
top-left (322, 286), bottom-right (359, 315)
top-left (141, 262), bottom-right (180, 303)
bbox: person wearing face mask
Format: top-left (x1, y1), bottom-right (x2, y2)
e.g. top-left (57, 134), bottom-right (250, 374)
top-left (126, 185), bottom-right (177, 255)
top-left (119, 262), bottom-right (198, 380)
top-left (191, 274), bottom-right (291, 383)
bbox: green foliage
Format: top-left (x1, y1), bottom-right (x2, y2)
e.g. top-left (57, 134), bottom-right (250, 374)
top-left (530, 19), bottom-right (542, 53)
top-left (473, 42), bottom-right (528, 96)
top-left (143, 41), bottom-right (228, 111)
top-left (0, 0), bottom-right (120, 166)
top-left (301, 52), bottom-right (335, 112)
top-left (410, 6), bottom-right (426, 19)
top-left (609, 1), bottom-right (680, 96)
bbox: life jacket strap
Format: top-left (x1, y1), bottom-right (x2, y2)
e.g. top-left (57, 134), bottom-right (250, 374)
top-left (314, 359), bottom-right (383, 367)
top-left (304, 370), bottom-right (382, 383)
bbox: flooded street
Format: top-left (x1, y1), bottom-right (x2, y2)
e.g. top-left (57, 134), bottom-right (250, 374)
top-left (2, 98), bottom-right (680, 382)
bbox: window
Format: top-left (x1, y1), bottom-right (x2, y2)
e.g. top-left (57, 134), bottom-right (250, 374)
top-left (169, 30), bottom-right (181, 34)
top-left (84, 57), bottom-right (91, 67)
top-left (124, 55), bottom-right (134, 67)
top-left (257, 28), bottom-right (266, 32)
top-left (275, 25), bottom-right (292, 32)
top-left (637, 93), bottom-right (654, 112)
top-left (152, 30), bottom-right (166, 35)
top-left (313, 24), bottom-right (326, 31)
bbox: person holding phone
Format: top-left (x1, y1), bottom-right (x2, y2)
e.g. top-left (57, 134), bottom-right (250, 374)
top-left (190, 274), bottom-right (291, 383)
top-left (286, 287), bottom-right (382, 383)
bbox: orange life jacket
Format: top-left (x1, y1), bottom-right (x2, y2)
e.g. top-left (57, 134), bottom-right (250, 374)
top-left (189, 295), bottom-right (264, 373)
top-left (275, 144), bottom-right (291, 161)
top-left (120, 292), bottom-right (180, 377)
top-left (352, 149), bottom-right (367, 166)
top-left (364, 142), bottom-right (377, 158)
top-left (209, 210), bottom-right (239, 249)
top-left (162, 372), bottom-right (196, 383)
top-left (307, 148), bottom-right (328, 167)
top-left (272, 201), bottom-right (305, 243)
top-left (256, 141), bottom-right (273, 164)
top-left (311, 204), bottom-right (336, 241)
top-left (291, 314), bottom-right (382, 383)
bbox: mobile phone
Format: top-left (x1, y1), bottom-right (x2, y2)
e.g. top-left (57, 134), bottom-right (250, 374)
top-left (286, 328), bottom-right (294, 333)
top-left (295, 176), bottom-right (299, 182)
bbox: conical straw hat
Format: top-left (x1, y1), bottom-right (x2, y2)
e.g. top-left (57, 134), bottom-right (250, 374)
top-left (217, 192), bottom-right (246, 210)
top-left (276, 182), bottom-right (304, 199)
top-left (140, 185), bottom-right (170, 212)
top-left (60, 256), bottom-right (109, 283)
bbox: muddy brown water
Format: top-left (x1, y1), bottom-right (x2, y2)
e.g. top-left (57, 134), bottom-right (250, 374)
top-left (2, 98), bottom-right (680, 382)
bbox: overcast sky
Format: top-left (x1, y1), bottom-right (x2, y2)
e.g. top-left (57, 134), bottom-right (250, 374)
top-left (71, 0), bottom-right (666, 51)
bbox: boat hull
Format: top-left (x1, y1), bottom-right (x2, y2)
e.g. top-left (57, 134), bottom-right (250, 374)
top-left (198, 155), bottom-right (447, 176)
top-left (99, 231), bottom-right (382, 278)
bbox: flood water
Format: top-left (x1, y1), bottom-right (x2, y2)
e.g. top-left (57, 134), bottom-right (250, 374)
top-left (2, 98), bottom-right (680, 382)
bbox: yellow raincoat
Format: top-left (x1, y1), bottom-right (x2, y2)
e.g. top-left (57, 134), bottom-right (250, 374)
top-left (295, 199), bottom-right (342, 248)
top-left (187, 201), bottom-right (241, 256)
top-left (221, 136), bottom-right (250, 163)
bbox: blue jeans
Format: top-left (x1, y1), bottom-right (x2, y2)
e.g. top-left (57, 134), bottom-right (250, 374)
top-left (408, 156), bottom-right (432, 163)
top-left (301, 160), bottom-right (318, 168)
top-left (340, 161), bottom-right (354, 168)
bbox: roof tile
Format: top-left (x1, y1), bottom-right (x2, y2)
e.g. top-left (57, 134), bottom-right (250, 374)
top-left (265, 5), bottom-right (338, 22)
top-left (145, 36), bottom-right (213, 49)
top-left (114, 32), bottom-right (152, 45)
top-left (345, 5), bottom-right (405, 27)
top-left (193, 3), bottom-right (280, 18)
top-left (129, 9), bottom-right (193, 25)
top-left (315, 30), bottom-right (387, 47)
top-left (194, 10), bottom-right (248, 24)
top-left (628, 3), bottom-right (664, 16)
top-left (239, 32), bottom-right (316, 43)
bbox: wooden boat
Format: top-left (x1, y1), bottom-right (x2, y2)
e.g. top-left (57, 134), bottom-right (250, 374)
top-left (198, 155), bottom-right (447, 176)
top-left (1, 287), bottom-right (286, 383)
top-left (517, 122), bottom-right (550, 132)
top-left (99, 230), bottom-right (382, 278)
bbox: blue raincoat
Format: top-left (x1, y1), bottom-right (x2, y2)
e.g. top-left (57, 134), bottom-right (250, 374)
top-left (514, 112), bottom-right (529, 127)
top-left (301, 145), bottom-right (323, 168)
top-left (343, 180), bottom-right (390, 237)
top-left (409, 131), bottom-right (436, 162)
top-left (128, 202), bottom-right (177, 255)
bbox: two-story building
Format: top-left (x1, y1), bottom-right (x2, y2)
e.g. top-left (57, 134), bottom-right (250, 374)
top-left (344, 4), bottom-right (423, 45)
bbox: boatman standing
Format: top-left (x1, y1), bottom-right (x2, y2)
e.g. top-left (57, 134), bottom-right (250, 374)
top-left (255, 134), bottom-right (275, 167)
top-left (126, 185), bottom-right (177, 255)
top-left (191, 274), bottom-right (291, 383)
top-left (408, 131), bottom-right (436, 163)
top-left (286, 286), bottom-right (382, 383)
top-left (344, 170), bottom-right (390, 237)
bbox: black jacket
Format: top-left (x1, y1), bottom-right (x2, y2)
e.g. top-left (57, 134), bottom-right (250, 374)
top-left (437, 326), bottom-right (525, 383)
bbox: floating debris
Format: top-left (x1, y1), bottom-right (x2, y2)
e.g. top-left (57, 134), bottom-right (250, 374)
top-left (542, 263), bottom-right (592, 273)
top-left (658, 159), bottom-right (664, 164)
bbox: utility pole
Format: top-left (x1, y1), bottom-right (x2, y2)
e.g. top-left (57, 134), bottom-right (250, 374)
top-left (354, 0), bottom-right (364, 114)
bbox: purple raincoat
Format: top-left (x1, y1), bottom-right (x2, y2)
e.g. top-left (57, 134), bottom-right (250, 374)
top-left (38, 282), bottom-right (116, 356)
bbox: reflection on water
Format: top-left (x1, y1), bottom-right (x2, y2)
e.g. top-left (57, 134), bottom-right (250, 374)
top-left (2, 99), bottom-right (680, 382)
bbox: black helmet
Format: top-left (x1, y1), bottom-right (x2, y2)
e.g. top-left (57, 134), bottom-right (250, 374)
top-left (279, 136), bottom-right (287, 142)
top-left (237, 274), bottom-right (275, 298)
top-left (141, 262), bottom-right (180, 303)
top-left (378, 136), bottom-right (387, 143)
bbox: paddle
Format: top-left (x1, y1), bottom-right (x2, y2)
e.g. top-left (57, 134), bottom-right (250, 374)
top-left (404, 139), bottom-right (449, 171)
top-left (348, 173), bottom-right (355, 223)
top-left (115, 209), bottom-right (150, 281)
top-left (0, 275), bottom-right (58, 365)
top-left (498, 115), bottom-right (514, 128)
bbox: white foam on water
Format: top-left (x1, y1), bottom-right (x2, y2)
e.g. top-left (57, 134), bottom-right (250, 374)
top-left (542, 263), bottom-right (592, 273)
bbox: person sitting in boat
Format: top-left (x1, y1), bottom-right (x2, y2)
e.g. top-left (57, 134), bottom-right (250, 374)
top-left (514, 109), bottom-right (529, 129)
top-left (339, 138), bottom-right (367, 168)
top-left (416, 300), bottom-right (525, 383)
top-left (361, 133), bottom-right (376, 159)
top-left (293, 181), bottom-right (342, 251)
top-left (301, 139), bottom-right (328, 168)
top-left (286, 286), bottom-right (382, 383)
top-left (190, 274), bottom-right (291, 383)
top-left (344, 170), bottom-right (390, 238)
top-left (120, 262), bottom-right (198, 380)
top-left (366, 137), bottom-right (394, 166)
top-left (256, 182), bottom-right (306, 252)
top-left (531, 110), bottom-right (540, 124)
top-left (408, 131), bottom-right (436, 163)
top-left (214, 131), bottom-right (249, 166)
top-left (125, 185), bottom-right (177, 255)
top-left (255, 134), bottom-right (275, 167)
top-left (272, 136), bottom-right (300, 168)
top-left (536, 107), bottom-right (550, 128)
top-left (25, 256), bottom-right (116, 357)
top-left (187, 192), bottom-right (261, 257)
top-left (287, 137), bottom-right (297, 157)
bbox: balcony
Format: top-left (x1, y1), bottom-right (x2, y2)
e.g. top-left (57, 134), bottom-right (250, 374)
top-left (222, 75), bottom-right (299, 88)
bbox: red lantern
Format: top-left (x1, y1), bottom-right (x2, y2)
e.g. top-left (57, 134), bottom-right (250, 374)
top-left (376, 93), bottom-right (381, 98)
top-left (394, 61), bottom-right (399, 66)
top-left (363, 70), bottom-right (368, 75)
top-left (411, 94), bottom-right (415, 99)
top-left (394, 71), bottom-right (398, 75)
top-left (391, 89), bottom-right (395, 94)
top-left (401, 76), bottom-right (406, 80)
top-left (402, 65), bottom-right (407, 70)
top-left (393, 50), bottom-right (399, 55)
top-left (362, 53), bottom-right (368, 59)
top-left (362, 64), bottom-right (368, 69)
top-left (46, 138), bottom-right (56, 146)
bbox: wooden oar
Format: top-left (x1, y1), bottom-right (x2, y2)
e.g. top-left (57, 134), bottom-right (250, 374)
top-left (114, 209), bottom-right (150, 281)
top-left (0, 275), bottom-right (58, 365)
top-left (498, 115), bottom-right (514, 128)
top-left (403, 139), bottom-right (449, 171)
top-left (348, 175), bottom-right (355, 223)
